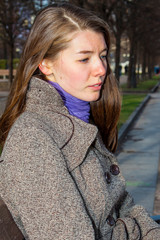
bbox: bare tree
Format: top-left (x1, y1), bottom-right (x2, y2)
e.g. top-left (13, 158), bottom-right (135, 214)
top-left (140, 0), bottom-right (160, 79)
top-left (126, 0), bottom-right (160, 87)
top-left (107, 0), bottom-right (128, 82)
top-left (0, 0), bottom-right (33, 83)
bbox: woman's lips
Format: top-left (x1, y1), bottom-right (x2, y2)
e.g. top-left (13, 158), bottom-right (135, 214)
top-left (89, 82), bottom-right (102, 90)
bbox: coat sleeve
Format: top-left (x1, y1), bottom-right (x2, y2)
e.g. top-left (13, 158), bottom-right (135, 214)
top-left (0, 122), bottom-right (95, 239)
top-left (112, 191), bottom-right (160, 239)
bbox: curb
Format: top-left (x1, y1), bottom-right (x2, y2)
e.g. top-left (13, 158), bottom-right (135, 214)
top-left (150, 81), bottom-right (160, 93)
top-left (153, 150), bottom-right (160, 215)
top-left (118, 81), bottom-right (160, 145)
top-left (118, 95), bottom-right (150, 144)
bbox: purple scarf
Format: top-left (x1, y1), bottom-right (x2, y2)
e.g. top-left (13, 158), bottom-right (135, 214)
top-left (48, 81), bottom-right (90, 123)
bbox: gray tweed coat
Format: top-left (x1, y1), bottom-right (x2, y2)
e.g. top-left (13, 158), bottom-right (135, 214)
top-left (0, 77), bottom-right (160, 239)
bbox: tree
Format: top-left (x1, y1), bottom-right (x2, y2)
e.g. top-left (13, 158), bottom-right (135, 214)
top-left (0, 0), bottom-right (33, 83)
top-left (126, 0), bottom-right (160, 87)
top-left (107, 0), bottom-right (128, 82)
top-left (139, 0), bottom-right (160, 79)
top-left (32, 0), bottom-right (51, 12)
top-left (125, 0), bottom-right (139, 88)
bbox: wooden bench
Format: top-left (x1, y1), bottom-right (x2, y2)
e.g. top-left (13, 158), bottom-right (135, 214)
top-left (0, 69), bottom-right (16, 81)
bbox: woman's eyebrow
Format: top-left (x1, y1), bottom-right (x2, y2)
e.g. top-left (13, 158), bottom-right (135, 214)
top-left (100, 48), bottom-right (108, 53)
top-left (76, 50), bottom-right (93, 54)
top-left (76, 48), bottom-right (107, 54)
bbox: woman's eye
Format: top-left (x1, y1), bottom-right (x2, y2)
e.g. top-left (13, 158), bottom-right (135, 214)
top-left (100, 55), bottom-right (107, 60)
top-left (79, 58), bottom-right (89, 63)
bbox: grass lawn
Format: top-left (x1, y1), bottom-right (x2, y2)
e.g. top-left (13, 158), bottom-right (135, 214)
top-left (121, 77), bottom-right (159, 92)
top-left (118, 94), bottom-right (146, 129)
top-left (118, 76), bottom-right (159, 129)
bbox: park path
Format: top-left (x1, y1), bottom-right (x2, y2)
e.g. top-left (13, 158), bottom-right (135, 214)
top-left (120, 75), bottom-right (127, 85)
top-left (0, 92), bottom-right (8, 116)
top-left (117, 85), bottom-right (160, 215)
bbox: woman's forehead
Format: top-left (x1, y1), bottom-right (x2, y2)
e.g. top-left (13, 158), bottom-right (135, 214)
top-left (66, 30), bottom-right (107, 53)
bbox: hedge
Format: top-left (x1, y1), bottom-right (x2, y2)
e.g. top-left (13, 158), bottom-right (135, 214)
top-left (0, 59), bottom-right (19, 69)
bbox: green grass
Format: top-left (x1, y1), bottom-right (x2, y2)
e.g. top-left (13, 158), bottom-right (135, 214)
top-left (118, 77), bottom-right (159, 129)
top-left (118, 94), bottom-right (146, 129)
top-left (121, 78), bottom-right (159, 92)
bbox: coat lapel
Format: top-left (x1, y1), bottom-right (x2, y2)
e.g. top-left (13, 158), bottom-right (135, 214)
top-left (26, 76), bottom-right (98, 172)
top-left (60, 116), bottom-right (98, 171)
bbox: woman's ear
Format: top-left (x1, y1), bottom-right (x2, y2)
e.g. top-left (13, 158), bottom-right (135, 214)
top-left (39, 59), bottom-right (53, 75)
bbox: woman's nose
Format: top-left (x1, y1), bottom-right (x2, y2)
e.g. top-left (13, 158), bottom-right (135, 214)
top-left (92, 59), bottom-right (107, 77)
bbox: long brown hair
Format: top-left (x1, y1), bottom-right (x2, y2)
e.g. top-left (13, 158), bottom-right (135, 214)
top-left (0, 3), bottom-right (121, 152)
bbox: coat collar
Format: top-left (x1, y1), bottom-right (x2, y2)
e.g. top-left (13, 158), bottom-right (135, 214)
top-left (61, 116), bottom-right (98, 171)
top-left (26, 76), bottom-right (98, 171)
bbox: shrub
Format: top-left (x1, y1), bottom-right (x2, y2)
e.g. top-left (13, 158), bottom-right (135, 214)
top-left (0, 59), bottom-right (19, 69)
top-left (0, 59), bottom-right (7, 69)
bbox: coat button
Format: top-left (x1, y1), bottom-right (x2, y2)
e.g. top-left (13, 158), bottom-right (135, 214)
top-left (106, 215), bottom-right (115, 226)
top-left (110, 164), bottom-right (120, 175)
top-left (105, 171), bottom-right (111, 184)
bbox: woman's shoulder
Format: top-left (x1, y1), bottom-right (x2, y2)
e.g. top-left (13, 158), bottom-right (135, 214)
top-left (6, 111), bottom-right (48, 139)
top-left (2, 110), bottom-right (74, 155)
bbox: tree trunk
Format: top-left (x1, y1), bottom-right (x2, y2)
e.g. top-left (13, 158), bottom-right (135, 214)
top-left (8, 42), bottom-right (14, 85)
top-left (127, 35), bottom-right (137, 88)
top-left (136, 44), bottom-right (141, 83)
top-left (115, 33), bottom-right (121, 83)
top-left (137, 62), bottom-right (140, 83)
top-left (142, 47), bottom-right (146, 81)
top-left (3, 40), bottom-right (8, 61)
top-left (148, 54), bottom-right (152, 79)
top-left (40, 0), bottom-right (43, 8)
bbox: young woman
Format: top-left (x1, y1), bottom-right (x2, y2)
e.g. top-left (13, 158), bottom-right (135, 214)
top-left (0, 3), bottom-right (159, 239)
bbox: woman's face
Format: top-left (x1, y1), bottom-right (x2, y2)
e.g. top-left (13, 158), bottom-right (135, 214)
top-left (46, 30), bottom-right (107, 102)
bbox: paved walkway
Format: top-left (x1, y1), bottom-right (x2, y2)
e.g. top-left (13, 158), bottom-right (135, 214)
top-left (120, 75), bottom-right (127, 85)
top-left (0, 92), bottom-right (8, 116)
top-left (117, 86), bottom-right (160, 215)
